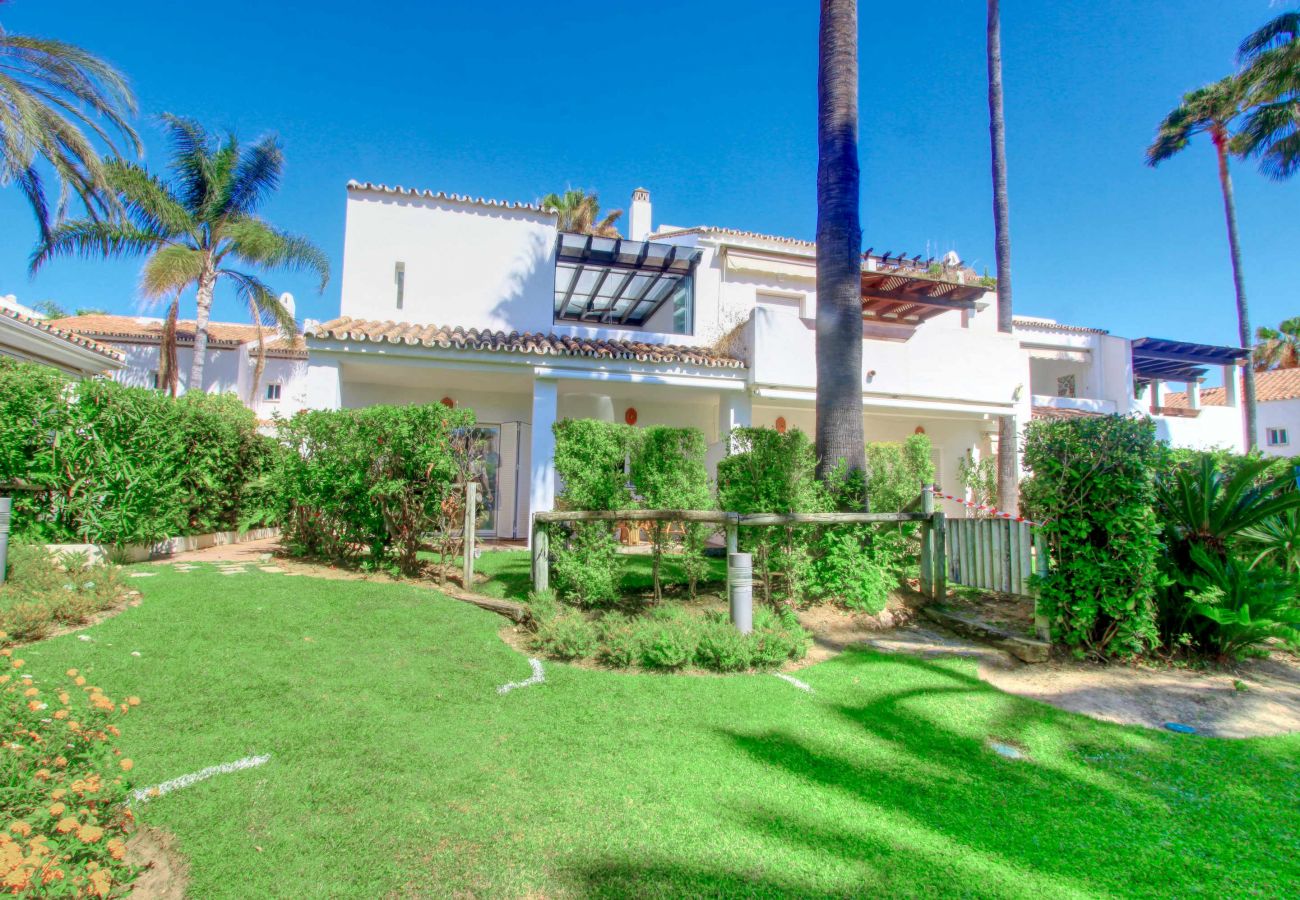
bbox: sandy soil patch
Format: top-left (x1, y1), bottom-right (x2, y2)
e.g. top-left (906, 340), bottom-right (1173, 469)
top-left (126, 825), bottom-right (189, 899)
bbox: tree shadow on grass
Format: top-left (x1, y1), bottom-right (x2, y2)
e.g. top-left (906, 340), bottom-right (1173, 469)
top-left (570, 648), bottom-right (1295, 897)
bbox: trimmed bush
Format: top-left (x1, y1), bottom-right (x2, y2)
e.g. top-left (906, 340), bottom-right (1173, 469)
top-left (0, 545), bottom-right (128, 646)
top-left (551, 419), bottom-right (636, 605)
top-left (630, 426), bottom-right (712, 599)
top-left (273, 403), bottom-right (476, 574)
top-left (1021, 416), bottom-right (1162, 658)
top-left (0, 358), bottom-right (278, 545)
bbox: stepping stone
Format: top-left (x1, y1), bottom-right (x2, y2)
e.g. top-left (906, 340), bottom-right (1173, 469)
top-left (989, 740), bottom-right (1027, 760)
top-left (258, 567), bottom-right (285, 574)
top-left (128, 572), bottom-right (157, 578)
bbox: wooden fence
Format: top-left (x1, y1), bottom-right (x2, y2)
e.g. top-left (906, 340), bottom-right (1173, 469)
top-left (944, 517), bottom-right (1046, 598)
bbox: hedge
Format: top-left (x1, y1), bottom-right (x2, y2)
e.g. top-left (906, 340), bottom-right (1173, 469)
top-left (0, 358), bottom-right (279, 546)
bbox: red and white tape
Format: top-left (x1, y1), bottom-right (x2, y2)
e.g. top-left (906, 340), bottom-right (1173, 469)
top-left (925, 485), bottom-right (1043, 527)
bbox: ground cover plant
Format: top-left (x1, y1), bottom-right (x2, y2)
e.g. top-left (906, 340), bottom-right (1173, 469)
top-left (13, 564), bottom-right (1299, 897)
top-left (0, 358), bottom-right (278, 545)
top-left (1, 544), bottom-right (129, 646)
top-left (0, 648), bottom-right (139, 895)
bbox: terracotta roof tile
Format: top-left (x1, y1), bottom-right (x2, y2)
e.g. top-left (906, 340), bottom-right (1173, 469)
top-left (0, 307), bottom-right (125, 362)
top-left (1164, 368), bottom-right (1300, 408)
top-left (347, 180), bottom-right (553, 214)
top-left (56, 314), bottom-right (305, 356)
top-left (1013, 317), bottom-right (1109, 336)
top-left (650, 225), bottom-right (817, 251)
top-left (311, 317), bottom-right (746, 369)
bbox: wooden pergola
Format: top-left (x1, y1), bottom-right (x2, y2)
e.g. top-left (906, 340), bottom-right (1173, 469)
top-left (860, 269), bottom-right (986, 324)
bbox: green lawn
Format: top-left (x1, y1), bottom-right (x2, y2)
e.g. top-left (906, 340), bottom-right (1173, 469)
top-left (14, 563), bottom-right (1300, 897)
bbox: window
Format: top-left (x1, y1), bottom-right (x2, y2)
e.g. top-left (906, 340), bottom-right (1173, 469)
top-left (1057, 374), bottom-right (1077, 399)
top-left (1267, 427), bottom-right (1289, 447)
top-left (394, 261), bottom-right (405, 310)
top-left (265, 382), bottom-right (282, 402)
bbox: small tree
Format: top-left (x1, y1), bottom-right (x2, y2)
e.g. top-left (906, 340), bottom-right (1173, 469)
top-left (630, 427), bottom-right (711, 600)
top-left (1021, 416), bottom-right (1162, 658)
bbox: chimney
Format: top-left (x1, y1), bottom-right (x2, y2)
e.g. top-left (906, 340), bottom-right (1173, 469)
top-left (629, 188), bottom-right (652, 241)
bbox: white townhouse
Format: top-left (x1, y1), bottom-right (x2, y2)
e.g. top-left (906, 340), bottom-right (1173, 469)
top-left (32, 183), bottom-right (1252, 539)
top-left (55, 313), bottom-right (309, 421)
top-left (1166, 368), bottom-right (1300, 458)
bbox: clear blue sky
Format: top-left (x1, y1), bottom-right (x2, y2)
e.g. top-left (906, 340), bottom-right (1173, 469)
top-left (1, 0), bottom-right (1296, 354)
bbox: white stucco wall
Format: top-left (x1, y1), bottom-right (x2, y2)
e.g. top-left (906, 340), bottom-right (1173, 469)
top-left (1256, 397), bottom-right (1300, 457)
top-left (339, 187), bottom-right (558, 333)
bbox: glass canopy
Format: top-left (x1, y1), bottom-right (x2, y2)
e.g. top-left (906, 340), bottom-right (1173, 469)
top-left (553, 232), bottom-right (701, 328)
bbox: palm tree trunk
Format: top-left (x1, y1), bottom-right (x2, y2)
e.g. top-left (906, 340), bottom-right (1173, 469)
top-left (160, 293), bottom-right (180, 396)
top-left (987, 0), bottom-right (1019, 514)
top-left (249, 322), bottom-right (267, 405)
top-left (815, 0), bottom-right (867, 485)
top-left (1214, 131), bottom-right (1258, 452)
top-left (188, 265), bottom-right (217, 392)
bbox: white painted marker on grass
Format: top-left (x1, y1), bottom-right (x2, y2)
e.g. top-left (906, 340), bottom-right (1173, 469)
top-left (772, 672), bottom-right (813, 693)
top-left (131, 754), bottom-right (270, 803)
top-left (497, 658), bottom-right (545, 695)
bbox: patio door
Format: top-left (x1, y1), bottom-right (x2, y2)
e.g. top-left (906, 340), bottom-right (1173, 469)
top-left (470, 426), bottom-right (501, 537)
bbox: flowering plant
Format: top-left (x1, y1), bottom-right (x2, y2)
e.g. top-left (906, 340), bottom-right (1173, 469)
top-left (1, 646), bottom-right (139, 896)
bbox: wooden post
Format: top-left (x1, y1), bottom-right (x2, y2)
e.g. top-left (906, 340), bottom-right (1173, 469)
top-left (932, 509), bottom-right (947, 600)
top-left (1032, 530), bottom-right (1049, 641)
top-left (725, 512), bottom-right (739, 556)
top-left (919, 487), bottom-right (934, 598)
top-left (531, 515), bottom-right (549, 594)
top-left (462, 482), bottom-right (477, 587)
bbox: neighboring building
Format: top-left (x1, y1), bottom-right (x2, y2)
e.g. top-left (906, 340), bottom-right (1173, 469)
top-left (1165, 368), bottom-right (1300, 457)
top-left (1020, 316), bottom-right (1250, 453)
top-left (0, 297), bottom-right (125, 378)
top-left (55, 313), bottom-right (309, 420)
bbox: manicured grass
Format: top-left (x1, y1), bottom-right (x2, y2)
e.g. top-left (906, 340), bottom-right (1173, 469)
top-left (14, 563), bottom-right (1300, 897)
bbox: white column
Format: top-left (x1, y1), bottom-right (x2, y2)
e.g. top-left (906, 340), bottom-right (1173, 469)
top-left (1222, 365), bottom-right (1241, 408)
top-left (1187, 379), bottom-right (1202, 411)
top-left (529, 377), bottom-right (558, 543)
top-left (303, 357), bottom-right (342, 410)
top-left (718, 391), bottom-right (752, 454)
top-left (1150, 379), bottom-right (1165, 411)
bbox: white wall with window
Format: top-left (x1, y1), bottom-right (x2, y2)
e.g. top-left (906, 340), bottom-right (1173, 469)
top-left (1258, 397), bottom-right (1300, 457)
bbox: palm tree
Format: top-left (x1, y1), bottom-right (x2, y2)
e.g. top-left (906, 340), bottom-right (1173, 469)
top-left (30, 115), bottom-right (328, 391)
top-left (814, 0), bottom-right (866, 485)
top-left (0, 14), bottom-right (140, 238)
top-left (1253, 317), bottom-right (1300, 370)
top-left (1146, 78), bottom-right (1259, 452)
top-left (987, 0), bottom-right (1018, 514)
top-left (1237, 9), bottom-right (1300, 181)
top-left (541, 188), bottom-right (622, 237)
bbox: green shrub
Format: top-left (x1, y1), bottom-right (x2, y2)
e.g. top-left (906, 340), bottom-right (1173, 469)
top-left (865, 433), bottom-right (936, 513)
top-left (808, 528), bottom-right (893, 613)
top-left (0, 544), bottom-right (128, 645)
top-left (533, 610), bottom-right (598, 660)
top-left (750, 606), bottom-right (811, 666)
top-left (551, 419), bottom-right (636, 605)
top-left (596, 612), bottom-right (642, 668)
top-left (630, 426), bottom-right (712, 599)
top-left (0, 358), bottom-right (278, 544)
top-left (1021, 416), bottom-right (1162, 658)
top-left (1180, 548), bottom-right (1300, 660)
top-left (638, 621), bottom-right (696, 670)
top-left (717, 427), bottom-right (824, 602)
top-left (273, 403), bottom-right (475, 574)
top-left (694, 615), bottom-right (754, 672)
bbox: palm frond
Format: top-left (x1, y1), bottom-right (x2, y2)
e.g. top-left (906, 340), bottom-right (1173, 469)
top-left (222, 133), bottom-right (283, 217)
top-left (102, 159), bottom-right (195, 237)
top-left (157, 113), bottom-right (215, 214)
top-left (221, 217), bottom-right (330, 290)
top-left (1239, 11), bottom-right (1300, 61)
top-left (1238, 100), bottom-right (1300, 180)
top-left (139, 245), bottom-right (206, 299)
top-left (220, 268), bottom-right (297, 336)
top-left (29, 218), bottom-right (164, 273)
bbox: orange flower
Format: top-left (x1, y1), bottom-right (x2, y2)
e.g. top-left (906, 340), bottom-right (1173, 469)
top-left (89, 867), bottom-right (112, 897)
top-left (7, 822), bottom-right (31, 838)
top-left (54, 818), bottom-right (78, 835)
top-left (33, 769), bottom-right (51, 781)
top-left (47, 803), bottom-right (65, 817)
top-left (54, 757), bottom-right (67, 768)
top-left (22, 687), bottom-right (38, 698)
top-left (11, 659), bottom-right (24, 669)
top-left (65, 669), bottom-right (77, 678)
top-left (2, 866), bottom-right (31, 890)
top-left (53, 710), bottom-right (68, 720)
top-left (50, 790), bottom-right (66, 801)
top-left (57, 692), bottom-right (69, 706)
top-left (76, 825), bottom-right (103, 843)
top-left (127, 696), bottom-right (140, 707)
top-left (106, 837), bottom-right (127, 861)
top-left (1, 647), bottom-right (12, 657)
top-left (26, 701), bottom-right (43, 712)
top-left (73, 676), bottom-right (85, 686)
top-left (118, 759), bottom-right (133, 772)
